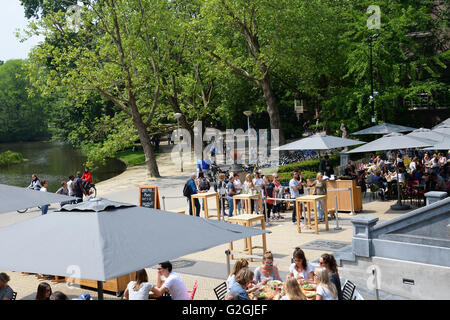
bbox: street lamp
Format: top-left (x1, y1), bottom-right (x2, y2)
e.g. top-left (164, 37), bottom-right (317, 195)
top-left (243, 111), bottom-right (253, 165)
top-left (367, 33), bottom-right (379, 124)
top-left (174, 113), bottom-right (183, 172)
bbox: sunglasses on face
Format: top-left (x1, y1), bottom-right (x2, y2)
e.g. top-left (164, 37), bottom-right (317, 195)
top-left (265, 263), bottom-right (273, 267)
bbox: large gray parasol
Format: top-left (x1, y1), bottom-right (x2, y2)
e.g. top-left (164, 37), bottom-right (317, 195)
top-left (432, 118), bottom-right (450, 130)
top-left (351, 122), bottom-right (416, 135)
top-left (273, 134), bottom-right (365, 151)
top-left (348, 133), bottom-right (434, 210)
top-left (433, 124), bottom-right (450, 135)
top-left (0, 198), bottom-right (270, 299)
top-left (407, 128), bottom-right (450, 143)
top-left (0, 184), bottom-right (76, 214)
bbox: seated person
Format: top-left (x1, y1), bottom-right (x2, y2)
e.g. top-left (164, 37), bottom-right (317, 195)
top-left (124, 269), bottom-right (157, 300)
top-left (0, 273), bottom-right (14, 300)
top-left (254, 251), bottom-right (280, 284)
top-left (152, 261), bottom-right (189, 300)
top-left (288, 247), bottom-right (314, 283)
top-left (226, 259), bottom-right (249, 292)
top-left (229, 269), bottom-right (256, 300)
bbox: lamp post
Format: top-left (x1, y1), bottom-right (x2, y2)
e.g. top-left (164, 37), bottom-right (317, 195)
top-left (243, 111), bottom-right (253, 165)
top-left (174, 113), bottom-right (183, 172)
top-left (367, 33), bottom-right (379, 124)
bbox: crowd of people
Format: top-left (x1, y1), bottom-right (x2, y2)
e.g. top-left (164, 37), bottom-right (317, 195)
top-left (26, 167), bottom-right (95, 215)
top-left (225, 249), bottom-right (343, 300)
top-left (343, 150), bottom-right (450, 201)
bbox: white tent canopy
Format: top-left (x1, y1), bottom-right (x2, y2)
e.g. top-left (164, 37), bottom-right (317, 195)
top-left (273, 134), bottom-right (364, 151)
top-left (407, 128), bottom-right (450, 143)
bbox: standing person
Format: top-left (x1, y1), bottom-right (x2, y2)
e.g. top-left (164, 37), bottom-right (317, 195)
top-left (271, 174), bottom-right (283, 220)
top-left (216, 173), bottom-right (227, 217)
top-left (56, 181), bottom-right (69, 208)
top-left (35, 282), bottom-right (52, 300)
top-left (233, 173), bottom-right (243, 214)
top-left (289, 171), bottom-right (301, 224)
top-left (27, 174), bottom-right (42, 191)
top-left (262, 176), bottom-right (276, 223)
top-left (197, 172), bottom-right (211, 212)
top-left (320, 254), bottom-right (343, 300)
top-left (314, 267), bottom-right (338, 301)
top-left (227, 175), bottom-right (238, 217)
top-left (252, 171), bottom-right (264, 214)
top-left (309, 173), bottom-right (327, 222)
top-left (185, 173), bottom-right (200, 217)
top-left (124, 269), bottom-right (157, 300)
top-left (288, 247), bottom-right (315, 283)
top-left (319, 155), bottom-right (331, 176)
top-left (74, 172), bottom-right (86, 203)
top-left (40, 180), bottom-right (50, 215)
top-left (243, 174), bottom-right (256, 214)
top-left (81, 167), bottom-right (93, 184)
top-left (226, 259), bottom-right (249, 292)
top-left (67, 175), bottom-right (76, 204)
top-left (0, 273), bottom-right (14, 300)
top-left (153, 261), bottom-right (189, 300)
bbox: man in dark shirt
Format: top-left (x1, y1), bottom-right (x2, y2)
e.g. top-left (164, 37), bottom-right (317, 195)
top-left (319, 155), bottom-right (331, 176)
top-left (74, 171), bottom-right (86, 203)
top-left (186, 173), bottom-right (200, 216)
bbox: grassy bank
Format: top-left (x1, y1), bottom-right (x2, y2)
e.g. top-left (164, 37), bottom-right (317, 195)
top-left (0, 150), bottom-right (26, 167)
top-left (115, 149), bottom-right (160, 167)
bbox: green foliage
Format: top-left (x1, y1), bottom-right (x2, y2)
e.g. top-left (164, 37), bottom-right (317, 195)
top-left (0, 151), bottom-right (25, 167)
top-left (276, 154), bottom-right (340, 173)
top-left (0, 60), bottom-right (50, 142)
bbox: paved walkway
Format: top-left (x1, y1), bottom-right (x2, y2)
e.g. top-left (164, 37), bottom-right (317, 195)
top-left (0, 144), bottom-right (414, 300)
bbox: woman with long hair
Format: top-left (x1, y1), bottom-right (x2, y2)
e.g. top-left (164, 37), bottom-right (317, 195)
top-left (35, 282), bottom-right (52, 300)
top-left (288, 247), bottom-right (314, 283)
top-left (320, 253), bottom-right (343, 300)
top-left (275, 278), bottom-right (307, 300)
top-left (226, 259), bottom-right (249, 291)
top-left (124, 269), bottom-right (156, 300)
top-left (314, 267), bottom-right (338, 300)
top-left (253, 251), bottom-right (280, 285)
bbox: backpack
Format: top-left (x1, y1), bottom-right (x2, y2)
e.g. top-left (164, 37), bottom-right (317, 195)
top-left (183, 181), bottom-right (191, 198)
top-left (199, 178), bottom-right (210, 191)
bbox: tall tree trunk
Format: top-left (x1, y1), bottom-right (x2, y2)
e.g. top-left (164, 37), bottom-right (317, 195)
top-left (259, 75), bottom-right (286, 146)
top-left (130, 101), bottom-right (160, 177)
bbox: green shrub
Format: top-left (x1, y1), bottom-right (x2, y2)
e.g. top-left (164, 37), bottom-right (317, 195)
top-left (0, 150), bottom-right (25, 167)
top-left (277, 154), bottom-right (340, 173)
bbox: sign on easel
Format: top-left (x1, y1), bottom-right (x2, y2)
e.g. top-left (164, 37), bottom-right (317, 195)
top-left (139, 186), bottom-right (160, 209)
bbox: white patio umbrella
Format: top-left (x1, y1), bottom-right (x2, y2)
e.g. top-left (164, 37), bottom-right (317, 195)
top-left (0, 184), bottom-right (76, 214)
top-left (433, 124), bottom-right (450, 135)
top-left (273, 134), bottom-right (365, 151)
top-left (407, 128), bottom-right (450, 143)
top-left (0, 198), bottom-right (270, 299)
top-left (432, 118), bottom-right (450, 130)
top-left (351, 122), bottom-right (416, 135)
top-left (348, 133), bottom-right (434, 210)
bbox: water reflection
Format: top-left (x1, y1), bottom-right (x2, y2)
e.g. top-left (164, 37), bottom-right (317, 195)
top-left (0, 141), bottom-right (126, 192)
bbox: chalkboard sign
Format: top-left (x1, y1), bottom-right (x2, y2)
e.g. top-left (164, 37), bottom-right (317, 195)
top-left (139, 186), bottom-right (160, 209)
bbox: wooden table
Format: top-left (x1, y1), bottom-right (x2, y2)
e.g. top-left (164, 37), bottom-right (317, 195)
top-left (232, 193), bottom-right (261, 215)
top-left (191, 192), bottom-right (221, 220)
top-left (249, 281), bottom-right (316, 300)
top-left (65, 272), bottom-right (136, 295)
top-left (227, 214), bottom-right (267, 262)
top-left (295, 195), bottom-right (329, 234)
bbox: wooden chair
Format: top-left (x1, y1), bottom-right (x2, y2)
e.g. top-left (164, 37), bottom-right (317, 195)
top-left (342, 280), bottom-right (356, 300)
top-left (188, 281), bottom-right (198, 300)
top-left (213, 282), bottom-right (228, 300)
top-left (11, 291), bottom-right (17, 300)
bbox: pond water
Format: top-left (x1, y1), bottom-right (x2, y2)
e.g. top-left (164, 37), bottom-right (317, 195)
top-left (0, 141), bottom-right (126, 192)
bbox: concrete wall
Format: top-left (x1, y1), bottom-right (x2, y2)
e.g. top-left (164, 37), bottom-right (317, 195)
top-left (339, 256), bottom-right (450, 300)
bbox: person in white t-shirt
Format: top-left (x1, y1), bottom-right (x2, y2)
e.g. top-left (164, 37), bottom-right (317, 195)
top-left (40, 180), bottom-right (50, 215)
top-left (288, 247), bottom-right (315, 283)
top-left (124, 269), bottom-right (156, 300)
top-left (153, 261), bottom-right (190, 300)
top-left (314, 267), bottom-right (338, 300)
top-left (67, 175), bottom-right (76, 204)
